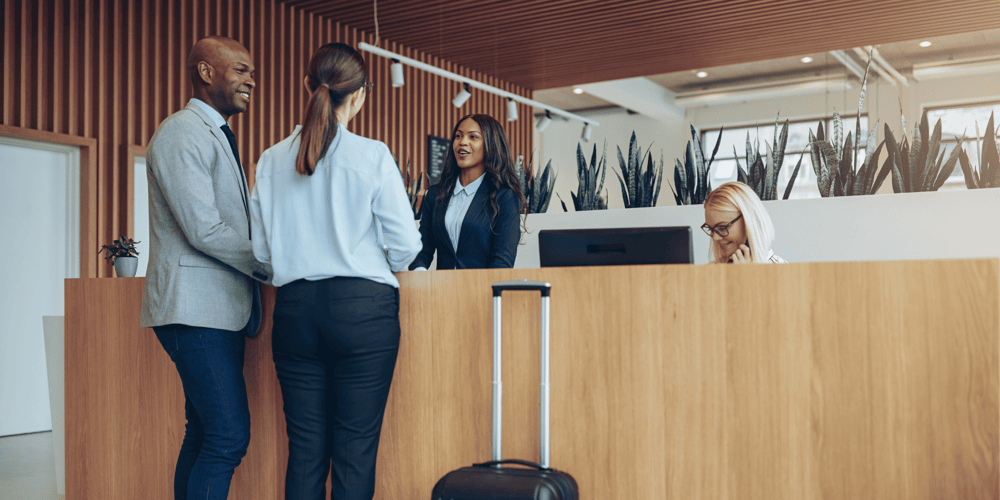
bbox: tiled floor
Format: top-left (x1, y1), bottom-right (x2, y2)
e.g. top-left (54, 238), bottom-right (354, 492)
top-left (0, 431), bottom-right (63, 499)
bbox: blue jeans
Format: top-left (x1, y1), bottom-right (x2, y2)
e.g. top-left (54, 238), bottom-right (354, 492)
top-left (154, 324), bottom-right (251, 500)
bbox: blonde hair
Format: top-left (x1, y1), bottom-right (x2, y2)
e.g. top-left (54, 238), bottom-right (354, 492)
top-left (704, 182), bottom-right (774, 264)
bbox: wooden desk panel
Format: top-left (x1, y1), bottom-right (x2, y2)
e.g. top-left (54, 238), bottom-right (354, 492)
top-left (66, 260), bottom-right (1000, 499)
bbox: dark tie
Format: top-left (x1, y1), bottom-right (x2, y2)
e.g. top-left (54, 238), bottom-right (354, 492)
top-left (220, 124), bottom-right (242, 169)
top-left (220, 124), bottom-right (251, 239)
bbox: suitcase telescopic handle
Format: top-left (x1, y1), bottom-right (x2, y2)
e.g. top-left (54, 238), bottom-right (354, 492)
top-left (492, 280), bottom-right (552, 296)
top-left (491, 280), bottom-right (553, 468)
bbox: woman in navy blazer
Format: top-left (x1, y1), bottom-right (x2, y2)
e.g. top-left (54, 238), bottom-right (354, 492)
top-left (410, 113), bottom-right (526, 270)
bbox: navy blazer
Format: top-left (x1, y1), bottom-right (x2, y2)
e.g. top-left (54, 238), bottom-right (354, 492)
top-left (409, 181), bottom-right (521, 270)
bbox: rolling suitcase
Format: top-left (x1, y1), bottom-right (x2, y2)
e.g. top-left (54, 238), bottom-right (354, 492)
top-left (431, 280), bottom-right (579, 500)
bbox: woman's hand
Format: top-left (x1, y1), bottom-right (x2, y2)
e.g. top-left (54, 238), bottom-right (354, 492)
top-left (730, 244), bottom-right (752, 264)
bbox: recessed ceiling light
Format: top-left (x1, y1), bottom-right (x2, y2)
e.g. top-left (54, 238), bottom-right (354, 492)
top-left (696, 71), bottom-right (708, 78)
top-left (801, 56), bottom-right (813, 63)
top-left (920, 40), bottom-right (932, 48)
top-left (573, 87), bottom-right (584, 94)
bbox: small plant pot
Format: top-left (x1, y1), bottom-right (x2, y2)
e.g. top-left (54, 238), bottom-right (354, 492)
top-left (114, 256), bottom-right (138, 278)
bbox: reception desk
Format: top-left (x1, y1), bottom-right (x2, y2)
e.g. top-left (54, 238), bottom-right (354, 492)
top-left (66, 260), bottom-right (1000, 499)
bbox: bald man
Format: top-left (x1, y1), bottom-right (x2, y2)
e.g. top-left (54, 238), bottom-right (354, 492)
top-left (141, 36), bottom-right (271, 500)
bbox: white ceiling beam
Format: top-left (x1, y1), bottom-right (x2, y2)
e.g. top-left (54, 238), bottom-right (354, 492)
top-left (864, 45), bottom-right (910, 86)
top-left (578, 77), bottom-right (685, 121)
top-left (674, 77), bottom-right (853, 106)
top-left (851, 47), bottom-right (897, 85)
top-left (828, 50), bottom-right (866, 80)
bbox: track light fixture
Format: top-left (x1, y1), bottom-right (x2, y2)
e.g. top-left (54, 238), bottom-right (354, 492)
top-left (507, 98), bottom-right (518, 122)
top-left (536, 110), bottom-right (552, 132)
top-left (357, 43), bottom-right (599, 129)
top-left (452, 83), bottom-right (472, 108)
top-left (581, 123), bottom-right (592, 142)
top-left (390, 59), bottom-right (404, 87)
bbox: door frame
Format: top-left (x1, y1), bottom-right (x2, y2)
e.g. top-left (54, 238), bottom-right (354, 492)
top-left (0, 125), bottom-right (98, 277)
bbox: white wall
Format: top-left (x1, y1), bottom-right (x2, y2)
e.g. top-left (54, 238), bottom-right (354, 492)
top-left (0, 138), bottom-right (80, 436)
top-left (134, 156), bottom-right (150, 277)
top-left (513, 188), bottom-right (1000, 268)
top-left (537, 69), bottom-right (1000, 206)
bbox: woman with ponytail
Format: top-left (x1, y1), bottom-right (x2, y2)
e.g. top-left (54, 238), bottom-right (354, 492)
top-left (249, 43), bottom-right (421, 500)
top-left (409, 113), bottom-right (527, 270)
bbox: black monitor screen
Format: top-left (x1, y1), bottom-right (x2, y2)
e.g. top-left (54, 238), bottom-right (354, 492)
top-left (538, 226), bottom-right (693, 267)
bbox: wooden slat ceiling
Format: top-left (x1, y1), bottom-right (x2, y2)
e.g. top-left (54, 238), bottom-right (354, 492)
top-left (280, 0), bottom-right (1000, 90)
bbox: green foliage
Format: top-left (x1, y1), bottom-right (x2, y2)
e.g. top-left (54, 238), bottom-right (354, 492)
top-left (809, 113), bottom-right (892, 196)
top-left (563, 142), bottom-right (608, 211)
top-left (98, 237), bottom-right (140, 262)
top-left (958, 112), bottom-right (1000, 188)
top-left (808, 50), bottom-right (894, 196)
top-left (668, 125), bottom-right (720, 205)
top-left (885, 113), bottom-right (963, 193)
top-left (613, 132), bottom-right (664, 208)
top-left (735, 116), bottom-right (801, 200)
top-left (516, 155), bottom-right (558, 213)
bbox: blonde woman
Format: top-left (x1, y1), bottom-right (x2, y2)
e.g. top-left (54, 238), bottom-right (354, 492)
top-left (701, 181), bottom-right (786, 264)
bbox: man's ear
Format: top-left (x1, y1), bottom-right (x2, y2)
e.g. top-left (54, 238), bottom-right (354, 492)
top-left (197, 61), bottom-right (214, 85)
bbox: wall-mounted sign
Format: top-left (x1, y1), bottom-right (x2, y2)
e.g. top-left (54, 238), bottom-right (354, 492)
top-left (427, 135), bottom-right (449, 185)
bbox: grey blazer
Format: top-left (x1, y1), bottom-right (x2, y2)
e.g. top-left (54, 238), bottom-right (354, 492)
top-left (140, 102), bottom-right (271, 335)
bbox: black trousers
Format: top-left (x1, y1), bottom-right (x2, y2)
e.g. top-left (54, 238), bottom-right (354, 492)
top-left (272, 277), bottom-right (401, 500)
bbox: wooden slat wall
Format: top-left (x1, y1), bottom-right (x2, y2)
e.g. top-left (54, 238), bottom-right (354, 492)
top-left (1, 0), bottom-right (533, 277)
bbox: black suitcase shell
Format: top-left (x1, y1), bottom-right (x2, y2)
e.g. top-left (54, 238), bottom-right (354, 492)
top-left (432, 460), bottom-right (578, 500)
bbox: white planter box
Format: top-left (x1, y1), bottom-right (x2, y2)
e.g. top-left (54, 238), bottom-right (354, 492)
top-left (515, 188), bottom-right (1000, 267)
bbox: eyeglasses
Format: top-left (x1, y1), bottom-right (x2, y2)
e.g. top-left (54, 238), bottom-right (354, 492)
top-left (362, 80), bottom-right (375, 90)
top-left (701, 213), bottom-right (742, 237)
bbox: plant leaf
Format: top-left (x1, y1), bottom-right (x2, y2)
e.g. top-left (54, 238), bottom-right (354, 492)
top-left (983, 112), bottom-right (999, 187)
top-left (691, 125), bottom-right (707, 202)
top-left (782, 152), bottom-right (803, 200)
top-left (627, 132), bottom-right (638, 207)
top-left (832, 110), bottom-right (843, 164)
top-left (933, 140), bottom-right (963, 191)
top-left (959, 148), bottom-right (977, 189)
top-left (871, 143), bottom-right (893, 194)
top-left (920, 117), bottom-right (943, 191)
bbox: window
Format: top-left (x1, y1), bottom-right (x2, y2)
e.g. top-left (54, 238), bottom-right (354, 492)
top-left (701, 115), bottom-right (869, 199)
top-left (925, 101), bottom-right (1000, 190)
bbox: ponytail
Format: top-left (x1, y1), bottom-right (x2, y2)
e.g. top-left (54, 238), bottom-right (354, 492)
top-left (294, 43), bottom-right (368, 176)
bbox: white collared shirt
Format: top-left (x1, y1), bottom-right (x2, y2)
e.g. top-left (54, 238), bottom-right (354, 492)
top-left (444, 173), bottom-right (485, 251)
top-left (250, 124), bottom-right (422, 287)
top-left (188, 98), bottom-right (227, 128)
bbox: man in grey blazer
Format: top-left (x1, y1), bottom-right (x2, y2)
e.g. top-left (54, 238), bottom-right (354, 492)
top-left (140, 36), bottom-right (270, 500)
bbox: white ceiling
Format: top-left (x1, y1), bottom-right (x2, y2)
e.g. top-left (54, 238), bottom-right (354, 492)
top-left (534, 28), bottom-right (1000, 114)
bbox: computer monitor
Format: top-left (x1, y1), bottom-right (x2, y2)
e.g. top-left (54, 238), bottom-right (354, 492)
top-left (538, 226), bottom-right (693, 267)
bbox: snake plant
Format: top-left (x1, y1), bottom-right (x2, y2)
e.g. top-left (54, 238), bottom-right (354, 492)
top-left (809, 113), bottom-right (893, 196)
top-left (884, 113), bottom-right (963, 193)
top-left (516, 155), bottom-right (558, 213)
top-left (668, 125), bottom-right (721, 205)
top-left (735, 117), bottom-right (802, 200)
top-left (808, 49), bottom-right (895, 196)
top-left (614, 132), bottom-right (664, 208)
top-left (561, 142), bottom-right (608, 211)
top-left (958, 112), bottom-right (1000, 188)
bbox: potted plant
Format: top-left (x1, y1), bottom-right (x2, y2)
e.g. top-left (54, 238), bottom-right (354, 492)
top-left (99, 237), bottom-right (140, 277)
